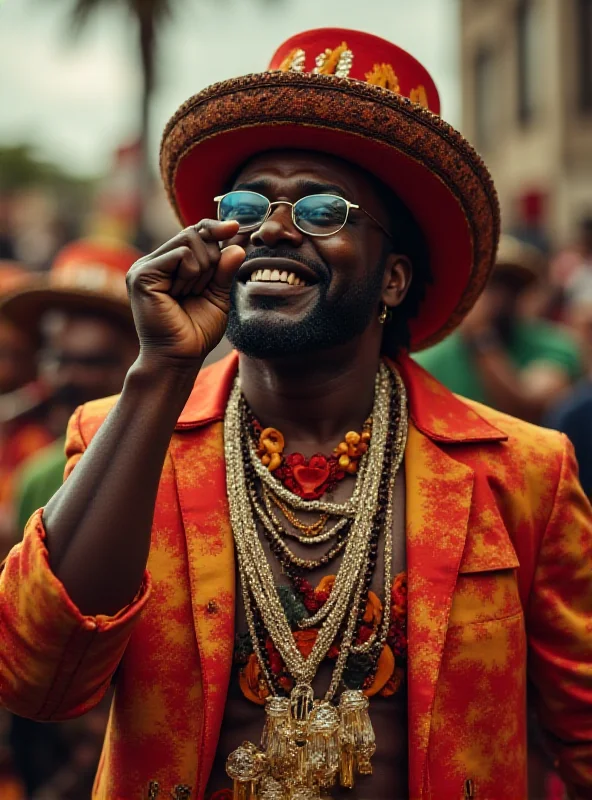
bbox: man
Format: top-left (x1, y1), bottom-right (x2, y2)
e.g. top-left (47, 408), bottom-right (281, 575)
top-left (7, 239), bottom-right (141, 542)
top-left (0, 238), bottom-right (140, 797)
top-left (414, 235), bottom-right (582, 423)
top-left (0, 262), bottom-right (53, 559)
top-left (0, 29), bottom-right (590, 800)
top-left (551, 215), bottom-right (592, 296)
top-left (545, 276), bottom-right (592, 499)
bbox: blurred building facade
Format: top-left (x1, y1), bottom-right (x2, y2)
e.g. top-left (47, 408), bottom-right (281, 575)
top-left (461, 0), bottom-right (592, 247)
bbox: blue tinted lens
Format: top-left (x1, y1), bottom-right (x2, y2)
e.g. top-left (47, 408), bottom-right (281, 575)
top-left (218, 191), bottom-right (269, 228)
top-left (294, 195), bottom-right (348, 233)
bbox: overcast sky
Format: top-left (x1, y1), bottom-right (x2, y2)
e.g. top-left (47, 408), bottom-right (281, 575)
top-left (0, 0), bottom-right (460, 177)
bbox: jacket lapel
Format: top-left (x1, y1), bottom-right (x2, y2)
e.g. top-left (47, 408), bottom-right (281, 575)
top-left (169, 352), bottom-right (508, 797)
top-left (405, 420), bottom-right (475, 799)
top-left (170, 355), bottom-right (239, 797)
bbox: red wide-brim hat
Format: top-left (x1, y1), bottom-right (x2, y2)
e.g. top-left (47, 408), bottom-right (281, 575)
top-left (160, 28), bottom-right (500, 351)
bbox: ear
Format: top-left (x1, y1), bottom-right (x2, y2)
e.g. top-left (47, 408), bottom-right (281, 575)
top-left (381, 253), bottom-right (413, 308)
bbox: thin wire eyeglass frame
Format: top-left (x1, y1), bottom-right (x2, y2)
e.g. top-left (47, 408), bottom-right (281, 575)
top-left (214, 191), bottom-right (393, 240)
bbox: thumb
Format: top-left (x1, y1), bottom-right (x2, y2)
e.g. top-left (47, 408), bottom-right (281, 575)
top-left (211, 244), bottom-right (246, 293)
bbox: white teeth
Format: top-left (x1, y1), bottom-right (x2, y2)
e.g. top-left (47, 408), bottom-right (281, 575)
top-left (247, 268), bottom-right (309, 286)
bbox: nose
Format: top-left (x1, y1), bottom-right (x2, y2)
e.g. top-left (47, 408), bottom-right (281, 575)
top-left (250, 202), bottom-right (304, 248)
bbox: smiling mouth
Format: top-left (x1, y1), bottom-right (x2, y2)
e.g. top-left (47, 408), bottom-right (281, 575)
top-left (247, 268), bottom-right (310, 287)
top-left (238, 256), bottom-right (320, 287)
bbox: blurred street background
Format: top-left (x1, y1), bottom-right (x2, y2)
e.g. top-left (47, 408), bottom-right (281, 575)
top-left (0, 0), bottom-right (590, 797)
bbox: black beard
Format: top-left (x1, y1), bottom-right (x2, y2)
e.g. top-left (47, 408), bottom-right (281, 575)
top-left (226, 253), bottom-right (385, 359)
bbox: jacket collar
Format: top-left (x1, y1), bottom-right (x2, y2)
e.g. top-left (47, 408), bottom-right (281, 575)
top-left (176, 350), bottom-right (507, 444)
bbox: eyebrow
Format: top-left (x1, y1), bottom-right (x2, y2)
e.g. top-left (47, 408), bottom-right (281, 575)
top-left (233, 178), bottom-right (349, 199)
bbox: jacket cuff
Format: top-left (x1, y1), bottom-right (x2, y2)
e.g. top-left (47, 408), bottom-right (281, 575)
top-left (0, 509), bottom-right (151, 719)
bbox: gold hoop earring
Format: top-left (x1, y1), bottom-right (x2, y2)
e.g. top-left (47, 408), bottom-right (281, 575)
top-left (378, 303), bottom-right (392, 325)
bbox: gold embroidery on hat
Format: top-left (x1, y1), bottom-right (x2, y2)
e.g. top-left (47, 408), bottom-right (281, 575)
top-left (410, 84), bottom-right (429, 108)
top-left (278, 47), bottom-right (306, 73)
top-left (313, 42), bottom-right (353, 77)
top-left (365, 63), bottom-right (400, 92)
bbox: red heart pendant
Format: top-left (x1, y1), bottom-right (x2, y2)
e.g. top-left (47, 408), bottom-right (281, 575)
top-left (292, 463), bottom-right (331, 494)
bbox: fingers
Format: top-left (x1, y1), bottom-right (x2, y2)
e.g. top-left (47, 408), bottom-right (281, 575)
top-left (127, 246), bottom-right (193, 300)
top-left (193, 219), bottom-right (240, 243)
top-left (212, 245), bottom-right (246, 293)
top-left (129, 220), bottom-right (241, 299)
top-left (148, 220), bottom-right (238, 260)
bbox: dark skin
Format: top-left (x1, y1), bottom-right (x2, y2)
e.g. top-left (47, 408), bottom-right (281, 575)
top-left (39, 313), bottom-right (139, 437)
top-left (461, 277), bottom-right (571, 423)
top-left (0, 319), bottom-right (37, 395)
top-left (0, 315), bottom-right (138, 595)
top-left (43, 151), bottom-right (412, 797)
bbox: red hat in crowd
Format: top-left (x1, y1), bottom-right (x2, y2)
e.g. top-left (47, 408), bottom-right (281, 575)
top-left (0, 262), bottom-right (35, 297)
top-left (160, 28), bottom-right (499, 351)
top-left (0, 238), bottom-right (142, 334)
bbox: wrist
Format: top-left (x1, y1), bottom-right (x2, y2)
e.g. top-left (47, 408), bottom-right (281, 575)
top-left (126, 354), bottom-right (203, 399)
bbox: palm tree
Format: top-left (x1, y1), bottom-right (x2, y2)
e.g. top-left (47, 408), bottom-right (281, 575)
top-left (68, 0), bottom-right (174, 241)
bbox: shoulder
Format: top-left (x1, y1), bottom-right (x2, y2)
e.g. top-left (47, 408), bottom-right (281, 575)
top-left (462, 395), bottom-right (567, 456)
top-left (458, 398), bottom-right (582, 559)
top-left (521, 319), bottom-right (576, 346)
top-left (455, 395), bottom-right (570, 501)
top-left (517, 320), bottom-right (581, 366)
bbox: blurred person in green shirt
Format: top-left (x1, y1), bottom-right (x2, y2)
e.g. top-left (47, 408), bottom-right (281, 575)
top-left (15, 438), bottom-right (66, 536)
top-left (414, 235), bottom-right (583, 423)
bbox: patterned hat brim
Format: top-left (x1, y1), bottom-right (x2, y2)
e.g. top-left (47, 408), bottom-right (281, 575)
top-left (0, 286), bottom-right (134, 337)
top-left (160, 71), bottom-right (500, 351)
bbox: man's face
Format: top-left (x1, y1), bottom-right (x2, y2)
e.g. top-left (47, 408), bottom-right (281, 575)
top-left (0, 319), bottom-right (37, 394)
top-left (39, 313), bottom-right (138, 415)
top-left (224, 150), bottom-right (397, 359)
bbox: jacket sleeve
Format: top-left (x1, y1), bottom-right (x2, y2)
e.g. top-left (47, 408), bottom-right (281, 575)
top-left (0, 406), bottom-right (151, 721)
top-left (527, 435), bottom-right (592, 797)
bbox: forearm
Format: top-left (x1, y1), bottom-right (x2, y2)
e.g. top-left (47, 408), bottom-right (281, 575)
top-left (44, 357), bottom-right (202, 616)
top-left (466, 335), bottom-right (568, 422)
top-left (471, 349), bottom-right (540, 420)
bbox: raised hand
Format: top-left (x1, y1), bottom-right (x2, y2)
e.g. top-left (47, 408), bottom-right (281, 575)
top-left (126, 220), bottom-right (244, 367)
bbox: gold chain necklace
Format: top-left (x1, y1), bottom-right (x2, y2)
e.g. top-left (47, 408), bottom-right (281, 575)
top-left (223, 363), bottom-right (408, 798)
top-left (264, 489), bottom-right (332, 539)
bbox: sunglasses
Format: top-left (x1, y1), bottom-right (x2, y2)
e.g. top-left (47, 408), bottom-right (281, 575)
top-left (214, 190), bottom-right (392, 239)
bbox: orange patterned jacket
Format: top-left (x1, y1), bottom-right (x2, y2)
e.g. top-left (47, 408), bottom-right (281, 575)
top-left (0, 353), bottom-right (591, 800)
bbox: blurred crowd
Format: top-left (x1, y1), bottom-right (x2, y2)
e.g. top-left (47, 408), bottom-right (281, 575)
top-left (0, 228), bottom-right (141, 799)
top-left (416, 216), bottom-right (592, 499)
top-left (0, 188), bottom-right (590, 798)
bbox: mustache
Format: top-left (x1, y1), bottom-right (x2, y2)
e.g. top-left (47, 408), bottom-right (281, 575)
top-left (242, 247), bottom-right (330, 282)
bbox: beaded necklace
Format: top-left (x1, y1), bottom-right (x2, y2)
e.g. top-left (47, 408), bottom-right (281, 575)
top-left (223, 363), bottom-right (407, 798)
top-left (249, 413), bottom-right (372, 501)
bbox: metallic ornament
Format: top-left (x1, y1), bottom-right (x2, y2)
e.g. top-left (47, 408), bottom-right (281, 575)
top-left (224, 363), bottom-right (407, 797)
top-left (226, 684), bottom-right (375, 798)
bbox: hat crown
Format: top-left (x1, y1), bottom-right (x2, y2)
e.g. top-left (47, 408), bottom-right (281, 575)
top-left (269, 28), bottom-right (440, 115)
top-left (50, 238), bottom-right (141, 304)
